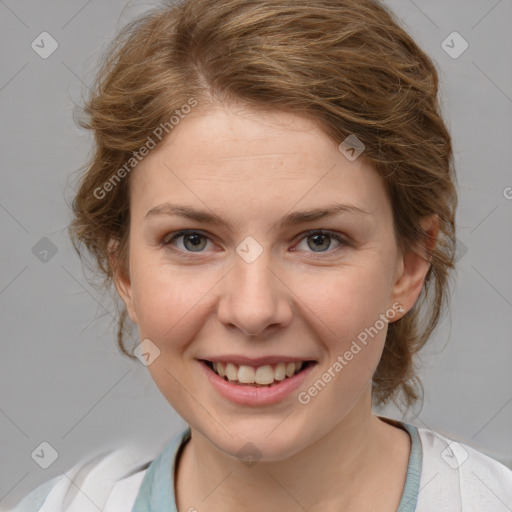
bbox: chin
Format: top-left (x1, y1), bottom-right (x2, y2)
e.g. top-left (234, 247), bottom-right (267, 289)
top-left (197, 416), bottom-right (320, 463)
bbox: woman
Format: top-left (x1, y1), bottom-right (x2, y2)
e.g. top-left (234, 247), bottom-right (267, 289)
top-left (8, 0), bottom-right (512, 510)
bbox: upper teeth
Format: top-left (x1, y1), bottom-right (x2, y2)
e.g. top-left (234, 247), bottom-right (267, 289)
top-left (212, 361), bottom-right (304, 385)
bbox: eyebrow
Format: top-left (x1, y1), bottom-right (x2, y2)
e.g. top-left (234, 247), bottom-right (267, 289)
top-left (145, 202), bottom-right (370, 230)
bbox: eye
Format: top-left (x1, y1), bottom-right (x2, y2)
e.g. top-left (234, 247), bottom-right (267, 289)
top-left (293, 230), bottom-right (347, 256)
top-left (162, 230), bottom-right (214, 255)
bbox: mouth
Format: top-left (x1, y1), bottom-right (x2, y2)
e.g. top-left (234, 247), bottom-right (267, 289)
top-left (199, 359), bottom-right (316, 387)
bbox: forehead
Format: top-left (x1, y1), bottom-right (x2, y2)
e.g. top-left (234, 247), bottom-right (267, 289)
top-left (129, 106), bottom-right (389, 222)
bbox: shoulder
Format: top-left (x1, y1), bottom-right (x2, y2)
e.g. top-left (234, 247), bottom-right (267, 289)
top-left (415, 426), bottom-right (512, 511)
top-left (3, 445), bottom-right (153, 512)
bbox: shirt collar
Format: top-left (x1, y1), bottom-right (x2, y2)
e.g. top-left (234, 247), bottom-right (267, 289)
top-left (132, 420), bottom-right (421, 512)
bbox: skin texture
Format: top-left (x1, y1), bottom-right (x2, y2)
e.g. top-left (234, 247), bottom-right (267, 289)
top-left (113, 104), bottom-right (438, 511)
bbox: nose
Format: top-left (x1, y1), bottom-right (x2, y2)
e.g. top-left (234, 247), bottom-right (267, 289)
top-left (217, 252), bottom-right (293, 338)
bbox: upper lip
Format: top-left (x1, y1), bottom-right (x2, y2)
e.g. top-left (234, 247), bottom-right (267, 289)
top-left (198, 355), bottom-right (317, 366)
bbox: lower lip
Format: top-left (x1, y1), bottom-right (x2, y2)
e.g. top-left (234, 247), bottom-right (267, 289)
top-left (198, 360), bottom-right (316, 406)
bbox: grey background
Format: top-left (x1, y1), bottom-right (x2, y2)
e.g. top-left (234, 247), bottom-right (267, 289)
top-left (1, 0), bottom-right (511, 508)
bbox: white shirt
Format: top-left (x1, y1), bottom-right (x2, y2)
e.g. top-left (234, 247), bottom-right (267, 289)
top-left (5, 420), bottom-right (512, 512)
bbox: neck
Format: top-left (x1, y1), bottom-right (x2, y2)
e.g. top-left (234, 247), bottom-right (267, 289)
top-left (175, 391), bottom-right (410, 512)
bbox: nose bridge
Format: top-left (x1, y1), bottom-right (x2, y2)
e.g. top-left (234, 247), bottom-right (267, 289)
top-left (218, 246), bottom-right (292, 336)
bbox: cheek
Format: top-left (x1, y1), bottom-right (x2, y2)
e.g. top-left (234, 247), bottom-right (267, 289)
top-left (293, 262), bottom-right (392, 338)
top-left (130, 258), bottom-right (212, 343)
top-left (296, 270), bottom-right (391, 410)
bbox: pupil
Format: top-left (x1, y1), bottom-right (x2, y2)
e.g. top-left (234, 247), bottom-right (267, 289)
top-left (309, 233), bottom-right (330, 251)
top-left (185, 234), bottom-right (205, 251)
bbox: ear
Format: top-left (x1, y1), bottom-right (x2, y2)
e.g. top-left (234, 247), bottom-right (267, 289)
top-left (108, 239), bottom-right (138, 324)
top-left (389, 214), bottom-right (439, 319)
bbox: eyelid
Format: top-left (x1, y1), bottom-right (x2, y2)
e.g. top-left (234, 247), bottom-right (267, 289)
top-left (295, 229), bottom-right (349, 244)
top-left (162, 229), bottom-right (211, 245)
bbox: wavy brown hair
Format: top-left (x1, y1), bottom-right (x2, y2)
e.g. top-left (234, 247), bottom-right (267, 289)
top-left (68, 0), bottom-right (458, 410)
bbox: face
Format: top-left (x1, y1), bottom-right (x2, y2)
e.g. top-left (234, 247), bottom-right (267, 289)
top-left (114, 104), bottom-right (432, 461)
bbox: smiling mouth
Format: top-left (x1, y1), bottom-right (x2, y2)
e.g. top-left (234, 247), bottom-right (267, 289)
top-left (200, 360), bottom-right (316, 387)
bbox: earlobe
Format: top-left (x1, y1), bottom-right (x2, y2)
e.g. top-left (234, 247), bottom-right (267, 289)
top-left (113, 270), bottom-right (138, 324)
top-left (390, 214), bottom-right (439, 319)
top-left (108, 239), bottom-right (138, 324)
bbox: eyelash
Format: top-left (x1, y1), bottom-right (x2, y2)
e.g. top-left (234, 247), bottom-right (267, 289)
top-left (161, 229), bottom-right (349, 259)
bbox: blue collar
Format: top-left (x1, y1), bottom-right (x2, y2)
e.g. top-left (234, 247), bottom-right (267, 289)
top-left (132, 427), bottom-right (191, 512)
top-left (132, 420), bottom-right (421, 512)
top-left (396, 421), bottom-right (422, 511)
